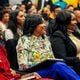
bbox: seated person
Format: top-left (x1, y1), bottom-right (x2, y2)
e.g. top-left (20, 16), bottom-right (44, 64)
top-left (16, 14), bottom-right (80, 80)
top-left (0, 44), bottom-right (20, 80)
top-left (0, 44), bottom-right (53, 80)
top-left (50, 11), bottom-right (80, 74)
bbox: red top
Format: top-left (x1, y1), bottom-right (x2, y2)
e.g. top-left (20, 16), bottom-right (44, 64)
top-left (0, 45), bottom-right (21, 80)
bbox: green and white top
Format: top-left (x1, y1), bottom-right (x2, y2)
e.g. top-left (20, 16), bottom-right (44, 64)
top-left (16, 35), bottom-right (55, 70)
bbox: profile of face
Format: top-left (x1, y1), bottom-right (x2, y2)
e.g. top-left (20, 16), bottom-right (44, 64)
top-left (34, 22), bottom-right (46, 36)
top-left (2, 13), bottom-right (10, 23)
top-left (17, 11), bottom-right (25, 26)
top-left (74, 11), bottom-right (80, 23)
top-left (23, 14), bottom-right (46, 37)
top-left (68, 13), bottom-right (77, 32)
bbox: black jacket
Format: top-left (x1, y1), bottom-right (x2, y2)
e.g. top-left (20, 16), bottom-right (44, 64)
top-left (50, 31), bottom-right (77, 57)
top-left (50, 31), bottom-right (80, 66)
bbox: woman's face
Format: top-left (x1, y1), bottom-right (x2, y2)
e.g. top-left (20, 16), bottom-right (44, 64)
top-left (17, 11), bottom-right (25, 26)
top-left (74, 11), bottom-right (80, 23)
top-left (34, 22), bottom-right (46, 36)
top-left (2, 13), bottom-right (10, 23)
top-left (20, 4), bottom-right (26, 12)
top-left (28, 5), bottom-right (37, 14)
top-left (68, 13), bottom-right (77, 32)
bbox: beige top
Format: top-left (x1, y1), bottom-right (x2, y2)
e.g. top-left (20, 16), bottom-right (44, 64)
top-left (68, 30), bottom-right (80, 59)
top-left (0, 21), bottom-right (7, 32)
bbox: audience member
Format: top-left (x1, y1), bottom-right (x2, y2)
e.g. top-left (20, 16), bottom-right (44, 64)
top-left (50, 11), bottom-right (80, 74)
top-left (16, 14), bottom-right (80, 80)
top-left (5, 10), bottom-right (25, 70)
top-left (66, 5), bottom-right (74, 12)
top-left (5, 10), bottom-right (25, 41)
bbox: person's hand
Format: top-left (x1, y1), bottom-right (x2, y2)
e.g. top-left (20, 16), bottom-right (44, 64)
top-left (19, 64), bottom-right (28, 71)
top-left (10, 68), bottom-right (17, 76)
top-left (21, 72), bottom-right (41, 79)
top-left (16, 43), bottom-right (23, 53)
top-left (32, 72), bottom-right (41, 79)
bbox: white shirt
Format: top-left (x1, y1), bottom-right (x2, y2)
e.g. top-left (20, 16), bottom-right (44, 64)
top-left (0, 21), bottom-right (7, 32)
top-left (5, 29), bottom-right (14, 41)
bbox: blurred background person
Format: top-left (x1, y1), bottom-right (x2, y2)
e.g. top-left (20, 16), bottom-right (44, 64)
top-left (66, 5), bottom-right (74, 12)
top-left (5, 10), bottom-right (25, 70)
top-left (5, 10), bottom-right (25, 41)
top-left (26, 3), bottom-right (37, 14)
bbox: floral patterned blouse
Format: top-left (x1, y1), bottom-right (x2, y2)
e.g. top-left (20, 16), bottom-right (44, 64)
top-left (16, 35), bottom-right (55, 70)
